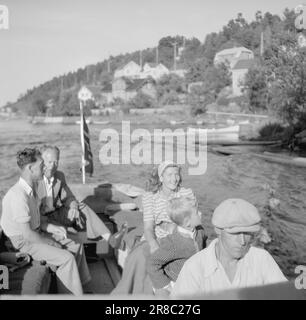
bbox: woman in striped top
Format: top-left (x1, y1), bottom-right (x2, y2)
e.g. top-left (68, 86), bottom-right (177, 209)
top-left (143, 161), bottom-right (197, 253)
top-left (112, 161), bottom-right (199, 295)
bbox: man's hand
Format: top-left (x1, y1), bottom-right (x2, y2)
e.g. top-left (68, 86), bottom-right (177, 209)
top-left (46, 224), bottom-right (67, 240)
top-left (68, 207), bottom-right (80, 222)
top-left (47, 239), bottom-right (62, 249)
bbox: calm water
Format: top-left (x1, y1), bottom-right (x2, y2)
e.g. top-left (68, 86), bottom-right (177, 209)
top-left (0, 119), bottom-right (306, 279)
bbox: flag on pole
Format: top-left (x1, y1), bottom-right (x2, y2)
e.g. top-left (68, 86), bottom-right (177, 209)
top-left (78, 86), bottom-right (94, 183)
top-left (82, 113), bottom-right (93, 176)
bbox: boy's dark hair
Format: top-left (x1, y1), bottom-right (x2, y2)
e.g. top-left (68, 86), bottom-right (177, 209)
top-left (16, 148), bottom-right (41, 170)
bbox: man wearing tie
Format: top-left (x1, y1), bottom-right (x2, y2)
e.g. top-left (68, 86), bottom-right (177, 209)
top-left (38, 145), bottom-right (126, 249)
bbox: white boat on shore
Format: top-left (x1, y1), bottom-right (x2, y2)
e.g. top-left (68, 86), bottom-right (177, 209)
top-left (189, 125), bottom-right (240, 143)
top-left (92, 120), bottom-right (110, 125)
top-left (75, 118), bottom-right (92, 125)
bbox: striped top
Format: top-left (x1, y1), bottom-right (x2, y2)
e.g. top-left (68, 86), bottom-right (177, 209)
top-left (142, 187), bottom-right (196, 239)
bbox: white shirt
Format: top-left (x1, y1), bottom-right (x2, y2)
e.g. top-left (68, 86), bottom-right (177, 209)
top-left (1, 178), bottom-right (40, 237)
top-left (43, 175), bottom-right (54, 213)
top-left (171, 238), bottom-right (287, 298)
top-left (177, 226), bottom-right (195, 239)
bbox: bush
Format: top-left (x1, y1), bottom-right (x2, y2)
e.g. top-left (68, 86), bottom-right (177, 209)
top-left (244, 66), bottom-right (268, 112)
top-left (216, 96), bottom-right (230, 106)
top-left (120, 103), bottom-right (132, 114)
top-left (128, 92), bottom-right (157, 109)
top-left (160, 91), bottom-right (180, 105)
top-left (188, 86), bottom-right (214, 116)
top-left (258, 122), bottom-right (286, 140)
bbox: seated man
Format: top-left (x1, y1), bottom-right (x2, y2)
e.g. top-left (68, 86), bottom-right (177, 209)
top-left (38, 145), bottom-right (127, 248)
top-left (0, 148), bottom-right (91, 295)
top-left (171, 198), bottom-right (287, 298)
top-left (146, 197), bottom-right (207, 297)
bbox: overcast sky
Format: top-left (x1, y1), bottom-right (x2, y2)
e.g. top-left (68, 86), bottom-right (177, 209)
top-left (0, 0), bottom-right (297, 107)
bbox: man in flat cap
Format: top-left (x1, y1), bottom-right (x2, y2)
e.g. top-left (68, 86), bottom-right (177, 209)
top-left (171, 199), bottom-right (287, 297)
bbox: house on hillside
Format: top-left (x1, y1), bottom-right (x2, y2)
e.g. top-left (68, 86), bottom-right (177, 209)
top-left (187, 81), bottom-right (204, 93)
top-left (101, 77), bottom-right (157, 103)
top-left (214, 47), bottom-right (254, 69)
top-left (142, 63), bottom-right (169, 80)
top-left (232, 59), bottom-right (256, 96)
top-left (114, 61), bottom-right (143, 79)
top-left (85, 85), bottom-right (104, 107)
top-left (170, 68), bottom-right (187, 78)
top-left (101, 83), bottom-right (113, 104)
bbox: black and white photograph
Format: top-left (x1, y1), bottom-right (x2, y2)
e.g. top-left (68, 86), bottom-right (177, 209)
top-left (0, 0), bottom-right (306, 302)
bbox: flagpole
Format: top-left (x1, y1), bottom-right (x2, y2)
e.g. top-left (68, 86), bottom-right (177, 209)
top-left (79, 100), bottom-right (86, 184)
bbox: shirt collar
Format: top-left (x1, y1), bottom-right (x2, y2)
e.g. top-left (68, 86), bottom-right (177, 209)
top-left (203, 238), bottom-right (252, 278)
top-left (177, 226), bottom-right (195, 239)
top-left (19, 177), bottom-right (34, 196)
top-left (44, 175), bottom-right (54, 185)
top-left (202, 238), bottom-right (219, 278)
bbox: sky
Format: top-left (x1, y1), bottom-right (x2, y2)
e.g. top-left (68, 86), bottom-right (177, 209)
top-left (0, 0), bottom-right (297, 107)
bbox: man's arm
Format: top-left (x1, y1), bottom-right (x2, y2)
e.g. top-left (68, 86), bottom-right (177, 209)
top-left (40, 219), bottom-right (67, 240)
top-left (57, 171), bottom-right (78, 209)
top-left (147, 237), bottom-right (177, 290)
top-left (19, 222), bottom-right (61, 247)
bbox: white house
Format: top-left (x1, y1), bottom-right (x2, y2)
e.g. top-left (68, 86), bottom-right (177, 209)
top-left (214, 47), bottom-right (254, 69)
top-left (142, 63), bottom-right (169, 80)
top-left (114, 61), bottom-right (143, 79)
top-left (170, 69), bottom-right (187, 78)
top-left (232, 59), bottom-right (255, 96)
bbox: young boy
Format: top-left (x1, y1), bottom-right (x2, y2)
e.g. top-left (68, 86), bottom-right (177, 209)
top-left (146, 196), bottom-right (207, 296)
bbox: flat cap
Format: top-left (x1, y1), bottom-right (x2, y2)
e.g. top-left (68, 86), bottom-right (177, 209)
top-left (212, 198), bottom-right (261, 233)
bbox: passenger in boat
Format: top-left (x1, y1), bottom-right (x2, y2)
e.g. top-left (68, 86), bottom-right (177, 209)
top-left (38, 145), bottom-right (127, 248)
top-left (112, 160), bottom-right (201, 294)
top-left (0, 148), bottom-right (91, 295)
top-left (171, 198), bottom-right (287, 298)
top-left (147, 196), bottom-right (207, 297)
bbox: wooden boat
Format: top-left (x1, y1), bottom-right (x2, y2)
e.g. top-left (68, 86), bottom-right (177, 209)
top-left (92, 120), bottom-right (110, 125)
top-left (211, 146), bottom-right (244, 155)
top-left (169, 120), bottom-right (185, 125)
top-left (253, 152), bottom-right (306, 168)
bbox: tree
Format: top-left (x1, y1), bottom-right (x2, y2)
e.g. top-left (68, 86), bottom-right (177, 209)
top-left (244, 65), bottom-right (269, 112)
top-left (156, 74), bottom-right (186, 105)
top-left (128, 92), bottom-right (157, 109)
top-left (185, 57), bottom-right (210, 83)
top-left (188, 85), bottom-right (214, 116)
top-left (268, 46), bottom-right (306, 125)
top-left (29, 98), bottom-right (47, 116)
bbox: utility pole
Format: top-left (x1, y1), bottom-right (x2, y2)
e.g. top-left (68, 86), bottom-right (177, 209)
top-left (156, 46), bottom-right (159, 65)
top-left (139, 50), bottom-right (143, 68)
top-left (59, 77), bottom-right (64, 108)
top-left (107, 54), bottom-right (111, 73)
top-left (260, 31), bottom-right (264, 56)
top-left (173, 42), bottom-right (177, 71)
top-left (86, 66), bottom-right (89, 83)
